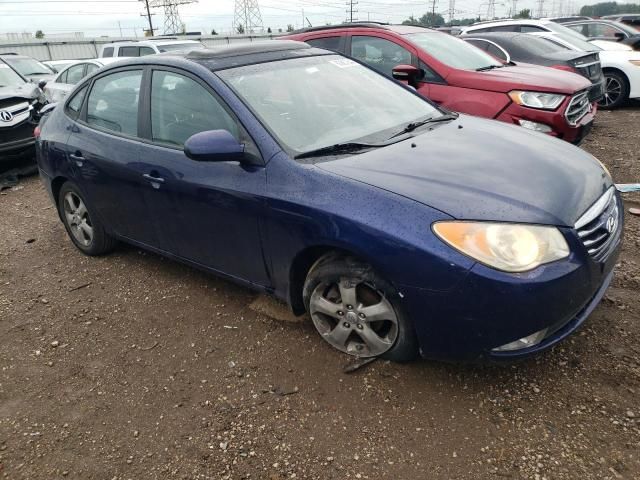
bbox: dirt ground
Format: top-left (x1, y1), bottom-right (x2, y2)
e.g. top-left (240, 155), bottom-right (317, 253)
top-left (1, 106), bottom-right (640, 480)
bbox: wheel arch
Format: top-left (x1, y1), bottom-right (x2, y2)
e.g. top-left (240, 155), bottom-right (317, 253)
top-left (602, 66), bottom-right (630, 91)
top-left (287, 245), bottom-right (376, 315)
top-left (51, 176), bottom-right (68, 217)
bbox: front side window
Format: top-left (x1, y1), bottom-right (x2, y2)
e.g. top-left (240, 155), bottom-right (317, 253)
top-left (588, 23), bottom-right (624, 37)
top-left (407, 32), bottom-right (502, 70)
top-left (350, 36), bottom-right (413, 77)
top-left (65, 64), bottom-right (86, 85)
top-left (306, 36), bottom-right (343, 52)
top-left (219, 55), bottom-right (440, 157)
top-left (102, 47), bottom-right (114, 57)
top-left (150, 70), bottom-right (238, 146)
top-left (86, 70), bottom-right (142, 136)
top-left (140, 47), bottom-right (155, 56)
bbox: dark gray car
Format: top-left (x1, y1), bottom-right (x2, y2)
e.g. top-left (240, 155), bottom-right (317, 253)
top-left (462, 32), bottom-right (605, 101)
top-left (564, 19), bottom-right (640, 49)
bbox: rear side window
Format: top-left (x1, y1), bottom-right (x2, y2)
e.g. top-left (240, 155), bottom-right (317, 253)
top-left (119, 46), bottom-right (138, 57)
top-left (150, 70), bottom-right (238, 146)
top-left (140, 46), bottom-right (155, 56)
top-left (85, 63), bottom-right (99, 76)
top-left (66, 64), bottom-right (86, 85)
top-left (351, 36), bottom-right (413, 77)
top-left (86, 70), bottom-right (142, 136)
top-left (67, 85), bottom-right (88, 115)
top-left (102, 47), bottom-right (114, 57)
top-left (520, 25), bottom-right (546, 32)
top-left (306, 36), bottom-right (343, 52)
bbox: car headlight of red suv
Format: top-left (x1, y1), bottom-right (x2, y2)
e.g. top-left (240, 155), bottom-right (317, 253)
top-left (508, 91), bottom-right (565, 110)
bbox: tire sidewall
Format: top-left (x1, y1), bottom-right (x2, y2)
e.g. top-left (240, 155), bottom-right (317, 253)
top-left (57, 181), bottom-right (107, 256)
top-left (303, 255), bottom-right (418, 362)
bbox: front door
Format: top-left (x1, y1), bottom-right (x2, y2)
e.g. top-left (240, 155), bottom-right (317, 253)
top-left (135, 68), bottom-right (269, 285)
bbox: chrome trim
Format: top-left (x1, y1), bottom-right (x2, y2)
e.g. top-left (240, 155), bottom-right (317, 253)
top-left (0, 101), bottom-right (31, 128)
top-left (565, 90), bottom-right (590, 126)
top-left (575, 187), bottom-right (615, 229)
top-left (573, 60), bottom-right (599, 68)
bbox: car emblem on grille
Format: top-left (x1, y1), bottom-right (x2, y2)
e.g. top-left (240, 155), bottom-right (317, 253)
top-left (0, 110), bottom-right (14, 122)
top-left (606, 215), bottom-right (616, 233)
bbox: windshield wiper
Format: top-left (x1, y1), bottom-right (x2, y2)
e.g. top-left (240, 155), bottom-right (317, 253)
top-left (388, 113), bottom-right (459, 140)
top-left (476, 64), bottom-right (504, 71)
top-left (294, 142), bottom-right (385, 160)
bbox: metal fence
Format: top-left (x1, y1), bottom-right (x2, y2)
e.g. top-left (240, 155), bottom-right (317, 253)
top-left (0, 34), bottom-right (275, 61)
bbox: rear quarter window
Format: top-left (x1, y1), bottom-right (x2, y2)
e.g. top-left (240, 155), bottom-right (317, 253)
top-left (102, 47), bottom-right (114, 57)
top-left (305, 36), bottom-right (344, 52)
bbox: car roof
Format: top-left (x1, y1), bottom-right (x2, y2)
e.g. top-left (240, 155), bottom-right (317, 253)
top-left (466, 19), bottom-right (551, 28)
top-left (462, 31), bottom-right (521, 39)
top-left (101, 40), bottom-right (327, 72)
top-left (288, 22), bottom-right (433, 35)
top-left (103, 39), bottom-right (200, 47)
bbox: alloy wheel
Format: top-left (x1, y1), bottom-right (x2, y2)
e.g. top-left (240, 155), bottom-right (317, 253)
top-left (309, 277), bottom-right (399, 357)
top-left (63, 191), bottom-right (93, 247)
top-left (602, 76), bottom-right (622, 107)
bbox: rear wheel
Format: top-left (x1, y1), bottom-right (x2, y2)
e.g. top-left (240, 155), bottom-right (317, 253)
top-left (599, 71), bottom-right (629, 109)
top-left (58, 181), bottom-right (117, 256)
top-left (303, 254), bottom-right (418, 362)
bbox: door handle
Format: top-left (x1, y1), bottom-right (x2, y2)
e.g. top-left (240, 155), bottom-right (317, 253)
top-left (69, 152), bottom-right (85, 166)
top-left (143, 173), bottom-right (165, 188)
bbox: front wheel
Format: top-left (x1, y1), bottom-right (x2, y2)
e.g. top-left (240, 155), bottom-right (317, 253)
top-left (598, 71), bottom-right (629, 109)
top-left (303, 254), bottom-right (418, 362)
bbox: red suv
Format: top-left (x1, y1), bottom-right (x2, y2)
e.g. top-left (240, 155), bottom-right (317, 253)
top-left (286, 23), bottom-right (596, 144)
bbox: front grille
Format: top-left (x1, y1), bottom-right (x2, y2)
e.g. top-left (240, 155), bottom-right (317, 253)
top-left (565, 90), bottom-right (591, 126)
top-left (575, 187), bottom-right (621, 262)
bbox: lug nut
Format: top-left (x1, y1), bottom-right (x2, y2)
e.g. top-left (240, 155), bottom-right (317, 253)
top-left (358, 313), bottom-right (365, 319)
top-left (357, 324), bottom-right (364, 330)
top-left (337, 310), bottom-right (344, 316)
top-left (343, 322), bottom-right (351, 328)
top-left (346, 305), bottom-right (353, 310)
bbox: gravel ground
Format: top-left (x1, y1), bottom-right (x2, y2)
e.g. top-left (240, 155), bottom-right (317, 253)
top-left (1, 106), bottom-right (639, 480)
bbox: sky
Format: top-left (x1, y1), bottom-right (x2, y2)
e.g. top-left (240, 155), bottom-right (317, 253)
top-left (0, 0), bottom-right (611, 37)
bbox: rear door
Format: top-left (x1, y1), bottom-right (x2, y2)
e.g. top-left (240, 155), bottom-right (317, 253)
top-left (47, 63), bottom-right (89, 103)
top-left (64, 67), bottom-right (156, 245)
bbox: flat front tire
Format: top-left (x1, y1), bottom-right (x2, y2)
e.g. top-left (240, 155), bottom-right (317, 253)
top-left (303, 254), bottom-right (418, 362)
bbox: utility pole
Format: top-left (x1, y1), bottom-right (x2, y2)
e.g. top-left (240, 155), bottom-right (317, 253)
top-left (448, 0), bottom-right (455, 24)
top-left (140, 0), bottom-right (155, 36)
top-left (430, 0), bottom-right (437, 24)
top-left (536, 0), bottom-right (545, 18)
top-left (486, 0), bottom-right (495, 19)
top-left (510, 0), bottom-right (518, 17)
top-left (346, 0), bottom-right (358, 22)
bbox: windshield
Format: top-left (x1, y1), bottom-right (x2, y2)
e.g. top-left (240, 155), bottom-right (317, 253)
top-left (0, 63), bottom-right (26, 87)
top-left (544, 22), bottom-right (602, 50)
top-left (157, 42), bottom-right (206, 52)
top-left (4, 57), bottom-right (54, 76)
top-left (406, 32), bottom-right (502, 70)
top-left (218, 55), bottom-right (440, 157)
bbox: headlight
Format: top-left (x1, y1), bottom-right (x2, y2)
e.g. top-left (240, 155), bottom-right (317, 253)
top-left (433, 222), bottom-right (570, 272)
top-left (508, 91), bottom-right (565, 110)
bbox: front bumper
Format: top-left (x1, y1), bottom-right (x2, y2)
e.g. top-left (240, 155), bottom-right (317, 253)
top-left (495, 98), bottom-right (595, 144)
top-left (0, 118), bottom-right (37, 160)
top-left (400, 224), bottom-right (622, 362)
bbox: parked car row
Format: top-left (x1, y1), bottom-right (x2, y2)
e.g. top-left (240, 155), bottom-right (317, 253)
top-left (460, 19), bottom-right (640, 109)
top-left (287, 23), bottom-right (597, 143)
top-left (35, 37), bottom-right (623, 362)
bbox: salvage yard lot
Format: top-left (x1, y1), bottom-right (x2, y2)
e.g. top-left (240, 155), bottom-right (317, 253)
top-left (1, 106), bottom-right (639, 480)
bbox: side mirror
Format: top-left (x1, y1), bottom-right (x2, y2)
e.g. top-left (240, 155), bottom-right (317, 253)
top-left (614, 32), bottom-right (625, 41)
top-left (392, 64), bottom-right (421, 86)
top-left (184, 130), bottom-right (245, 162)
top-left (38, 80), bottom-right (47, 90)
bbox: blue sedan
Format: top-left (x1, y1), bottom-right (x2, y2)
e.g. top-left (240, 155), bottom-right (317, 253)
top-left (35, 41), bottom-right (623, 362)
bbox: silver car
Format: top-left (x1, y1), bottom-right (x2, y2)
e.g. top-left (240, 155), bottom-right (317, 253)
top-left (43, 57), bottom-right (124, 103)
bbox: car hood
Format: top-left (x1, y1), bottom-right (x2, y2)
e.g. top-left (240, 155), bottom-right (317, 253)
top-left (447, 63), bottom-right (592, 94)
top-left (316, 115), bottom-right (611, 227)
top-left (0, 83), bottom-right (41, 101)
top-left (23, 73), bottom-right (56, 83)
